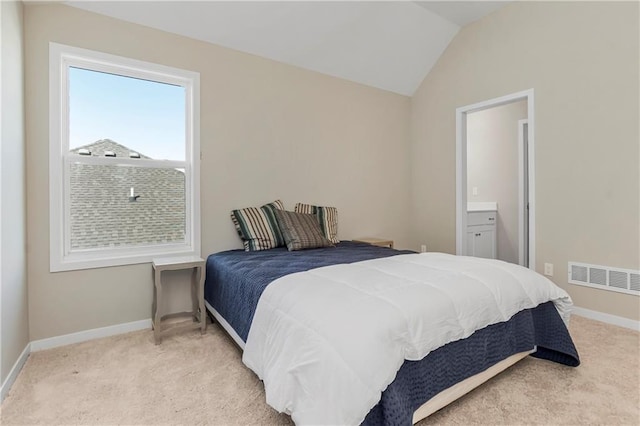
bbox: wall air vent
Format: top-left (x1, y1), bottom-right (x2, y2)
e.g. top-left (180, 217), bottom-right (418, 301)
top-left (631, 274), bottom-right (640, 292)
top-left (568, 262), bottom-right (640, 296)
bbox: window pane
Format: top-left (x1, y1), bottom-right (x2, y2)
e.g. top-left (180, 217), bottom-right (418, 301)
top-left (69, 163), bottom-right (186, 250)
top-left (68, 67), bottom-right (186, 161)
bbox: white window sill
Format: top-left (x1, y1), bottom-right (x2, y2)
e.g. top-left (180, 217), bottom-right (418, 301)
top-left (51, 245), bottom-right (200, 272)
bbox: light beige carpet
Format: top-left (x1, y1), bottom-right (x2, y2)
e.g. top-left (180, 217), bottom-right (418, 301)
top-left (1, 315), bottom-right (638, 425)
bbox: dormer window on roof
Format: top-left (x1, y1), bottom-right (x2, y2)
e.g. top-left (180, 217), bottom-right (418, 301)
top-left (78, 148), bottom-right (91, 156)
top-left (104, 151), bottom-right (116, 157)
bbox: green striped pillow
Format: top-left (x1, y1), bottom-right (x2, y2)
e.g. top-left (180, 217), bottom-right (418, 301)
top-left (231, 200), bottom-right (285, 251)
top-left (294, 203), bottom-right (339, 244)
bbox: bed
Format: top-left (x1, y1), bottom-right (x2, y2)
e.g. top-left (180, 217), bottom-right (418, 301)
top-left (204, 241), bottom-right (579, 425)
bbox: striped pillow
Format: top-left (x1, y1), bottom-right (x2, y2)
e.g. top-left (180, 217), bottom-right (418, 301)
top-left (231, 200), bottom-right (285, 251)
top-left (294, 203), bottom-right (339, 244)
top-left (274, 210), bottom-right (334, 251)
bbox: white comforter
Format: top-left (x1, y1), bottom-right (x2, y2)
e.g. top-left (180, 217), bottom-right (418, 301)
top-left (242, 253), bottom-right (572, 425)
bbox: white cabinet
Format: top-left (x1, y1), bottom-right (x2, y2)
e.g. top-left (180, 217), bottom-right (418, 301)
top-left (466, 210), bottom-right (497, 259)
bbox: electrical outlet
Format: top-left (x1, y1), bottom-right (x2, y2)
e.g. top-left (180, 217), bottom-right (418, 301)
top-left (420, 244), bottom-right (427, 253)
top-left (472, 187), bottom-right (478, 196)
top-left (544, 263), bottom-right (554, 276)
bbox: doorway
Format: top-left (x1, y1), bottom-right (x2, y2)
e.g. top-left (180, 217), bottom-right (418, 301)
top-left (456, 89), bottom-right (535, 269)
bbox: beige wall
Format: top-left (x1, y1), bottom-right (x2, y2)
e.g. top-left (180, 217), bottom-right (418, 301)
top-left (1, 0), bottom-right (29, 384)
top-left (467, 100), bottom-right (527, 264)
top-left (24, 4), bottom-right (411, 340)
top-left (21, 1), bottom-right (640, 341)
top-left (411, 1), bottom-right (639, 320)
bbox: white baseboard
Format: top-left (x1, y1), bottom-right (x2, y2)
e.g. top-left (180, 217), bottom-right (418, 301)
top-left (1, 319), bottom-right (152, 401)
top-left (30, 318), bottom-right (152, 352)
top-left (1, 343), bottom-right (31, 402)
top-left (573, 306), bottom-right (639, 331)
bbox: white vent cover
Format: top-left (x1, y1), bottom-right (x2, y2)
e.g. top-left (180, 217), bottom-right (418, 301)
top-left (630, 273), bottom-right (640, 292)
top-left (569, 262), bottom-right (640, 296)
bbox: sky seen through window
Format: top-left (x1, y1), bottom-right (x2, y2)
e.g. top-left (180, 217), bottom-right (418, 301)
top-left (69, 67), bottom-right (186, 161)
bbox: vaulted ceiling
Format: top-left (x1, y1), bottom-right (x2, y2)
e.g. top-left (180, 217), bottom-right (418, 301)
top-left (65, 1), bottom-right (509, 96)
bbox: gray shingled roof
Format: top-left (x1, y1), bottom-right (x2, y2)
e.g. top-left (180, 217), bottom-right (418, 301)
top-left (69, 139), bottom-right (185, 250)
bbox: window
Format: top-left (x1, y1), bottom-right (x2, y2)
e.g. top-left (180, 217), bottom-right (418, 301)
top-left (49, 43), bottom-right (200, 272)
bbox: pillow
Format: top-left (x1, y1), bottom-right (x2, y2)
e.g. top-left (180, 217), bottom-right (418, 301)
top-left (274, 210), bottom-right (334, 251)
top-left (231, 200), bottom-right (285, 251)
top-left (294, 203), bottom-right (339, 244)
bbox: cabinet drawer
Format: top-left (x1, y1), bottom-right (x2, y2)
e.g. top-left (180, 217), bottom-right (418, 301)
top-left (467, 211), bottom-right (496, 226)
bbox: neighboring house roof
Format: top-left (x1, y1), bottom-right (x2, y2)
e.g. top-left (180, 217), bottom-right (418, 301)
top-left (69, 140), bottom-right (185, 250)
top-left (71, 138), bottom-right (151, 159)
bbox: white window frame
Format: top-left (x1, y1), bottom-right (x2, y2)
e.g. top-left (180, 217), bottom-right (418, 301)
top-left (49, 43), bottom-right (200, 272)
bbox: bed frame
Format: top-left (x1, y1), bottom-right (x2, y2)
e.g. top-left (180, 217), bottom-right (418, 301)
top-left (205, 301), bottom-right (533, 424)
top-left (206, 301), bottom-right (246, 349)
top-left (411, 349), bottom-right (533, 423)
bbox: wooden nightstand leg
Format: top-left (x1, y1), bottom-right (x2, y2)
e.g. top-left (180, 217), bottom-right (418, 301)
top-left (154, 268), bottom-right (163, 345)
top-left (151, 275), bottom-right (157, 327)
top-left (198, 265), bottom-right (206, 334)
top-left (191, 267), bottom-right (198, 321)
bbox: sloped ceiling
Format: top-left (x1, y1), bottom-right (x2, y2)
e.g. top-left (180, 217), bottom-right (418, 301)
top-left (415, 1), bottom-right (508, 27)
top-left (65, 1), bottom-right (509, 96)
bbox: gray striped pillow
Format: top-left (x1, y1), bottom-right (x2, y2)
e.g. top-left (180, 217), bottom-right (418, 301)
top-left (294, 203), bottom-right (339, 244)
top-left (231, 200), bottom-right (285, 251)
top-left (274, 210), bottom-right (334, 251)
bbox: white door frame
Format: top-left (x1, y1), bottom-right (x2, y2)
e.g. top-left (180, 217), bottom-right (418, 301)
top-left (455, 89), bottom-right (536, 270)
top-left (518, 118), bottom-right (529, 267)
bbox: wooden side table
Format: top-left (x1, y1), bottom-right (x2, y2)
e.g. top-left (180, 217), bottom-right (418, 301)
top-left (353, 237), bottom-right (394, 249)
top-left (152, 256), bottom-right (206, 344)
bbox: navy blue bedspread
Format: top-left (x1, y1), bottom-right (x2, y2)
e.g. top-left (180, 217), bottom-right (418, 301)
top-left (206, 241), bottom-right (414, 342)
top-left (205, 242), bottom-right (579, 426)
